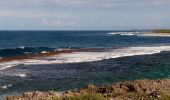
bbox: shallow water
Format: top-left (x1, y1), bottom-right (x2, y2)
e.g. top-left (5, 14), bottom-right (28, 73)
top-left (1, 51), bottom-right (170, 98)
top-left (0, 31), bottom-right (170, 98)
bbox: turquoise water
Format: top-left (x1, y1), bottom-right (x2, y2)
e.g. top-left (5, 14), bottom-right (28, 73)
top-left (0, 31), bottom-right (170, 98)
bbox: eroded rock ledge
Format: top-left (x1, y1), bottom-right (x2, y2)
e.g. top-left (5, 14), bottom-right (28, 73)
top-left (6, 79), bottom-right (170, 100)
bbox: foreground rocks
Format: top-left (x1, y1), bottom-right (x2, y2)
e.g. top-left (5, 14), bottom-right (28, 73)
top-left (6, 79), bottom-right (170, 100)
top-left (6, 91), bottom-right (64, 100)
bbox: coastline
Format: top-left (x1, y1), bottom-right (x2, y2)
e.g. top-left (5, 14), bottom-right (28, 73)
top-left (0, 48), bottom-right (101, 63)
top-left (140, 32), bottom-right (170, 37)
top-left (1, 45), bottom-right (170, 71)
top-left (5, 79), bottom-right (170, 100)
top-left (1, 31), bottom-right (170, 100)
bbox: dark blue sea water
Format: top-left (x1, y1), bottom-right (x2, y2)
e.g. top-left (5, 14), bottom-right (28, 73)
top-left (0, 31), bottom-right (170, 57)
top-left (0, 31), bottom-right (170, 98)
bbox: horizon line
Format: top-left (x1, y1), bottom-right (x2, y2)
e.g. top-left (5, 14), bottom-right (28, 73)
top-left (0, 28), bottom-right (169, 31)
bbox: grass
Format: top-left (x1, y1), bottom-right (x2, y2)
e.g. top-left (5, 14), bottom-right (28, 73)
top-left (159, 91), bottom-right (170, 100)
top-left (152, 29), bottom-right (170, 33)
top-left (114, 91), bottom-right (170, 100)
top-left (49, 82), bottom-right (170, 100)
top-left (50, 90), bottom-right (170, 100)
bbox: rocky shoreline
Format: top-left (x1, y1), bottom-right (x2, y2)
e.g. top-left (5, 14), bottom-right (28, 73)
top-left (5, 79), bottom-right (170, 100)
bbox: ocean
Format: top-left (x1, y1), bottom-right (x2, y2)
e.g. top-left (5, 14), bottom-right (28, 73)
top-left (0, 31), bottom-right (170, 98)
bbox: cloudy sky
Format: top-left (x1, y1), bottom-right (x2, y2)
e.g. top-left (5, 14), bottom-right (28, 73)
top-left (0, 0), bottom-right (170, 30)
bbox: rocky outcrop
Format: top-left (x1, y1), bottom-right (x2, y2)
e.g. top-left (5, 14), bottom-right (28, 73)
top-left (6, 91), bottom-right (63, 100)
top-left (6, 79), bottom-right (170, 100)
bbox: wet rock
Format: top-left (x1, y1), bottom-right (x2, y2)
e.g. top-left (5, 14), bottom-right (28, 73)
top-left (149, 91), bottom-right (161, 98)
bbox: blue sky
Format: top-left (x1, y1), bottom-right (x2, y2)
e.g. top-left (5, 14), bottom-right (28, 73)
top-left (0, 0), bottom-right (170, 30)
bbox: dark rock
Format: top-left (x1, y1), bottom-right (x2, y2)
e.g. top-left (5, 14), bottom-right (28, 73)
top-left (150, 91), bottom-right (161, 98)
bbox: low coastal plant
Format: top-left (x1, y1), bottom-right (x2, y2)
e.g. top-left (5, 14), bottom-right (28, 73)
top-left (50, 91), bottom-right (170, 100)
top-left (6, 79), bottom-right (170, 100)
top-left (152, 29), bottom-right (170, 33)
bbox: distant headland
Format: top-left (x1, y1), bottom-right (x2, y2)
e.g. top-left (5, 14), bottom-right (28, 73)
top-left (141, 29), bottom-right (170, 37)
top-left (152, 29), bottom-right (170, 33)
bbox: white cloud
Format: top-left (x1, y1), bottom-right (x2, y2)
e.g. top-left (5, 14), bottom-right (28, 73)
top-left (0, 0), bottom-right (170, 30)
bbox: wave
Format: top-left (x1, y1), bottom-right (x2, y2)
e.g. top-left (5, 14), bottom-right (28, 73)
top-left (107, 32), bottom-right (140, 36)
top-left (0, 47), bottom-right (55, 58)
top-left (1, 84), bottom-right (12, 90)
top-left (0, 47), bottom-right (78, 58)
top-left (107, 32), bottom-right (170, 37)
top-left (1, 45), bottom-right (170, 71)
top-left (13, 74), bottom-right (27, 78)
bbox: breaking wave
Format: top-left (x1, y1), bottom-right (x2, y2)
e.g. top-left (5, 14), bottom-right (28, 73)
top-left (107, 32), bottom-right (140, 36)
top-left (13, 74), bottom-right (27, 78)
top-left (0, 47), bottom-right (55, 58)
top-left (1, 45), bottom-right (170, 71)
top-left (0, 84), bottom-right (12, 90)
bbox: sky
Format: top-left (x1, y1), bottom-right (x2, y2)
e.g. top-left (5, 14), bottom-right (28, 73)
top-left (0, 0), bottom-right (170, 30)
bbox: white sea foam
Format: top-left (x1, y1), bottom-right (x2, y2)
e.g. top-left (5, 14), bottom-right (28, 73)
top-left (107, 32), bottom-right (119, 35)
top-left (0, 60), bottom-right (24, 70)
top-left (18, 46), bottom-right (25, 49)
top-left (0, 45), bottom-right (170, 70)
top-left (41, 51), bottom-right (49, 54)
top-left (107, 32), bottom-right (139, 36)
top-left (1, 84), bottom-right (12, 89)
top-left (13, 74), bottom-right (27, 78)
top-left (54, 48), bottom-right (71, 51)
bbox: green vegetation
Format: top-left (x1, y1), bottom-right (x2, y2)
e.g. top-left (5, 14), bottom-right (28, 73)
top-left (152, 29), bottom-right (170, 33)
top-left (120, 91), bottom-right (170, 100)
top-left (50, 91), bottom-right (170, 100)
top-left (6, 79), bottom-right (170, 100)
top-left (159, 91), bottom-right (170, 100)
